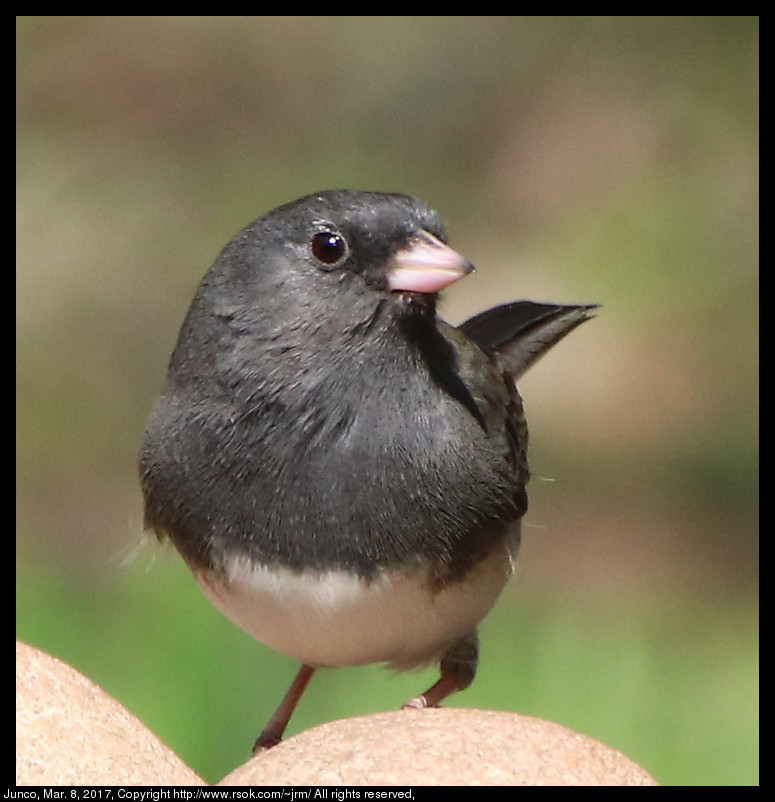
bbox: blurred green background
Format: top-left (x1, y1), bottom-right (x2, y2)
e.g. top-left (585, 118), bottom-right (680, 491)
top-left (16, 16), bottom-right (758, 786)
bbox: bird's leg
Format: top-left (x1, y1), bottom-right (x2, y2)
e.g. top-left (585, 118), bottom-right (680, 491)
top-left (253, 663), bottom-right (316, 753)
top-left (402, 632), bottom-right (479, 709)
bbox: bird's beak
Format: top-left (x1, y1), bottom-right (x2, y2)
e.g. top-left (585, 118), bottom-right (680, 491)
top-left (386, 231), bottom-right (474, 294)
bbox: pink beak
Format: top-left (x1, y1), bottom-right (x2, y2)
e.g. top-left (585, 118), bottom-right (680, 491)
top-left (386, 231), bottom-right (474, 294)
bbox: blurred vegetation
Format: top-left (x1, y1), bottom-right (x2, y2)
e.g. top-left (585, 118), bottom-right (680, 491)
top-left (17, 17), bottom-right (757, 786)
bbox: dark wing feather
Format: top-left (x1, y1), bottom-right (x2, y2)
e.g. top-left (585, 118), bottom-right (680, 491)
top-left (459, 301), bottom-right (598, 379)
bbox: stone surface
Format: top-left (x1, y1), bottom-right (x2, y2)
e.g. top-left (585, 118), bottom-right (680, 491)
top-left (15, 641), bottom-right (204, 787)
top-left (16, 641), bottom-right (658, 786)
top-left (220, 707), bottom-right (659, 786)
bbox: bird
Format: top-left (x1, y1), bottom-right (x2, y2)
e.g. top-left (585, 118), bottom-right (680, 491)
top-left (138, 189), bottom-right (595, 752)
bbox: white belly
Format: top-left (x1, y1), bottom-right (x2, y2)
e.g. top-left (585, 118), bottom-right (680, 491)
top-left (194, 541), bottom-right (515, 670)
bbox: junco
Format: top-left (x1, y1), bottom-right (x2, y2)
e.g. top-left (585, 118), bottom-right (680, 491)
top-left (139, 190), bottom-right (595, 751)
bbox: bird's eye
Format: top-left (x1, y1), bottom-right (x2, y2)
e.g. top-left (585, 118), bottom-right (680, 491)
top-left (310, 231), bottom-right (348, 266)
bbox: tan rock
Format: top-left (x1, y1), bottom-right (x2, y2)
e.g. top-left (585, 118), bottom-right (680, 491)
top-left (220, 708), bottom-right (659, 786)
top-left (16, 641), bottom-right (657, 787)
top-left (15, 641), bottom-right (203, 787)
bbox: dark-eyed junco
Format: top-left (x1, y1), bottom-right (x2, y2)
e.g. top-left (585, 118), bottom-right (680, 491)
top-left (139, 190), bottom-right (595, 751)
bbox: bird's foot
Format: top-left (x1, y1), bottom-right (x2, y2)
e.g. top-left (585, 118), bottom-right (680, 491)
top-left (401, 694), bottom-right (433, 710)
top-left (253, 731), bottom-right (282, 754)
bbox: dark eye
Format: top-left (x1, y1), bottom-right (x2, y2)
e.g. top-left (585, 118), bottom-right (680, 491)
top-left (311, 231), bottom-right (348, 266)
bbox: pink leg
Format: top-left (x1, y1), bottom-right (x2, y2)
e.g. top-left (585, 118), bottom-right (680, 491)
top-left (253, 664), bottom-right (316, 753)
top-left (402, 632), bottom-right (479, 710)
